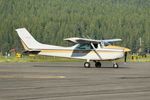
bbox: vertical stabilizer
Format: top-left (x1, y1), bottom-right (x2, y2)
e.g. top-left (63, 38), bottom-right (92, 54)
top-left (16, 28), bottom-right (41, 50)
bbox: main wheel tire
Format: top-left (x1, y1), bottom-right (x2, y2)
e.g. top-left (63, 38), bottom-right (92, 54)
top-left (113, 63), bottom-right (119, 68)
top-left (95, 62), bottom-right (101, 68)
top-left (84, 62), bottom-right (90, 68)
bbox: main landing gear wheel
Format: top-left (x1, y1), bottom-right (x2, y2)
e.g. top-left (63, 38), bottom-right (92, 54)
top-left (84, 62), bottom-right (90, 68)
top-left (95, 62), bottom-right (101, 68)
top-left (113, 63), bottom-right (119, 68)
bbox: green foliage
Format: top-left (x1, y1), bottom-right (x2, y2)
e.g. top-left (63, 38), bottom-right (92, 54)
top-left (0, 0), bottom-right (150, 53)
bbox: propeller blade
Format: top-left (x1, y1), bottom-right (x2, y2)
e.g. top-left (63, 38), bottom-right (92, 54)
top-left (124, 52), bottom-right (127, 62)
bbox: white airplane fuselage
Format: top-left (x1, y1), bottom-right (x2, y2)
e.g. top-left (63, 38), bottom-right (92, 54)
top-left (37, 44), bottom-right (124, 61)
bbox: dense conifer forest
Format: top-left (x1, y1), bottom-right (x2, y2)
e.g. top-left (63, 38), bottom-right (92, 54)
top-left (0, 0), bottom-right (149, 54)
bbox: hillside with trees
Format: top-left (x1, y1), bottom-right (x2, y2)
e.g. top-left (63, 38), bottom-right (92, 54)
top-left (0, 0), bottom-right (150, 54)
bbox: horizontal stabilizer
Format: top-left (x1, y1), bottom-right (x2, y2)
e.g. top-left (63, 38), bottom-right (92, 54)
top-left (22, 50), bottom-right (41, 55)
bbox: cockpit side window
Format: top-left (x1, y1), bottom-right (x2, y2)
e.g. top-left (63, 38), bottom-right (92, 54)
top-left (103, 42), bottom-right (110, 46)
top-left (76, 43), bottom-right (100, 50)
top-left (76, 44), bottom-right (92, 50)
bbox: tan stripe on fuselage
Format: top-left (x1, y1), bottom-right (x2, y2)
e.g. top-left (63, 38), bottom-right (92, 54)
top-left (40, 49), bottom-right (122, 54)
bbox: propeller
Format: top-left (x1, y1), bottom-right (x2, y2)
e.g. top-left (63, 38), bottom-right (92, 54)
top-left (123, 47), bottom-right (131, 62)
top-left (124, 52), bottom-right (127, 62)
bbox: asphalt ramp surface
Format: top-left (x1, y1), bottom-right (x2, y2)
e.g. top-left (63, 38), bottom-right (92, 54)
top-left (0, 62), bottom-right (150, 100)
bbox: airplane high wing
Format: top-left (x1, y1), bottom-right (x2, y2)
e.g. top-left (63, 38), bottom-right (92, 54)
top-left (64, 37), bottom-right (122, 44)
top-left (16, 28), bottom-right (130, 68)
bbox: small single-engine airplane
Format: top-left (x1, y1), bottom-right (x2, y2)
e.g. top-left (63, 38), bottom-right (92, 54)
top-left (16, 28), bottom-right (130, 68)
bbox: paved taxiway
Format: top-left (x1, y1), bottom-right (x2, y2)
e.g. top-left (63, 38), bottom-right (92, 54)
top-left (0, 62), bottom-right (150, 100)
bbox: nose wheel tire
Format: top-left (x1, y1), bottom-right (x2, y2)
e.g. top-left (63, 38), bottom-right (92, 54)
top-left (84, 62), bottom-right (90, 68)
top-left (113, 63), bottom-right (119, 68)
top-left (95, 62), bottom-right (101, 68)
